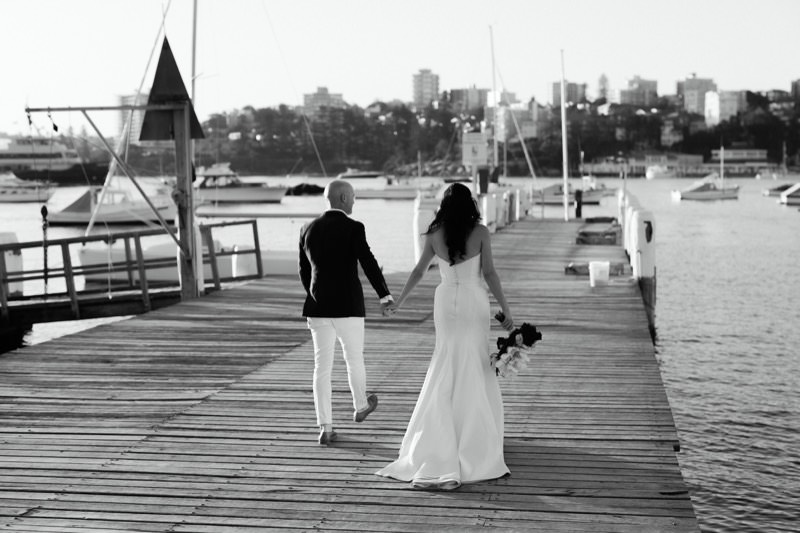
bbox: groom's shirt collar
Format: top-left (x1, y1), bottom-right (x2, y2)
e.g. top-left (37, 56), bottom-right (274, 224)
top-left (325, 208), bottom-right (349, 216)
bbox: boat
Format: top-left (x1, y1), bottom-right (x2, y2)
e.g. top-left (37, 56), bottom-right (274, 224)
top-left (48, 185), bottom-right (176, 226)
top-left (335, 168), bottom-right (385, 179)
top-left (645, 165), bottom-right (677, 180)
top-left (0, 136), bottom-right (109, 185)
top-left (79, 239), bottom-right (265, 286)
top-left (671, 173), bottom-right (739, 201)
top-left (0, 172), bottom-right (54, 203)
top-left (347, 176), bottom-right (441, 200)
top-left (581, 175), bottom-right (617, 197)
top-left (778, 183), bottom-right (800, 206)
top-left (195, 163), bottom-right (286, 204)
top-left (672, 146), bottom-right (739, 201)
top-left (762, 183), bottom-right (794, 197)
top-left (534, 183), bottom-right (605, 205)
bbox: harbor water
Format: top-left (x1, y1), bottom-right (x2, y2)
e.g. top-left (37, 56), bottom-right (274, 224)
top-left (2, 176), bottom-right (799, 532)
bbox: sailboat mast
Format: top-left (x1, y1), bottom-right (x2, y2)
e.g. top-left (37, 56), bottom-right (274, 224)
top-left (560, 49), bottom-right (569, 221)
top-left (490, 25), bottom-right (499, 171)
top-left (190, 0), bottom-right (198, 163)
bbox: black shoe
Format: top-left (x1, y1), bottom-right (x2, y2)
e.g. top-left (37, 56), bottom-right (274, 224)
top-left (354, 393), bottom-right (378, 423)
top-left (318, 429), bottom-right (337, 445)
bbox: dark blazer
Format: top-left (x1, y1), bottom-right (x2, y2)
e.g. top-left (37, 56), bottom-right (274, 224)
top-left (299, 210), bottom-right (391, 317)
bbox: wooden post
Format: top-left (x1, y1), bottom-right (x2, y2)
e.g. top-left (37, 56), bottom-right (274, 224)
top-left (134, 235), bottom-right (151, 312)
top-left (173, 103), bottom-right (199, 300)
top-left (200, 225), bottom-right (220, 291)
top-left (0, 253), bottom-right (9, 322)
top-left (252, 220), bottom-right (263, 279)
top-left (61, 243), bottom-right (79, 319)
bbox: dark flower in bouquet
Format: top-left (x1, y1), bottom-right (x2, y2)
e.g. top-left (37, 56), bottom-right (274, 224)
top-left (490, 313), bottom-right (542, 377)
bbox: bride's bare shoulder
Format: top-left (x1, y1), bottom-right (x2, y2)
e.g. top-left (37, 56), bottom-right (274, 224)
top-left (472, 224), bottom-right (490, 239)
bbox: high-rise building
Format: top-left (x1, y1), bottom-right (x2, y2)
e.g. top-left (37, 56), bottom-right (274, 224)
top-left (597, 74), bottom-right (609, 100)
top-left (619, 76), bottom-right (658, 107)
top-left (119, 93), bottom-right (148, 143)
top-left (303, 87), bottom-right (346, 117)
top-left (792, 79), bottom-right (800, 102)
top-left (705, 90), bottom-right (740, 125)
top-left (413, 69), bottom-right (440, 109)
top-left (552, 81), bottom-right (587, 107)
top-left (678, 75), bottom-right (717, 114)
top-left (449, 86), bottom-right (490, 113)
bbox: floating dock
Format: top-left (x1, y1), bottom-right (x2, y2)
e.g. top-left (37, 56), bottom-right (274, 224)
top-left (0, 218), bottom-right (698, 532)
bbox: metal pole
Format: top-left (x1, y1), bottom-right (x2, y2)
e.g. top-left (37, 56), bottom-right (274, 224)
top-left (489, 25), bottom-right (499, 170)
top-left (190, 0), bottom-right (198, 165)
top-left (40, 206), bottom-right (48, 297)
top-left (560, 49), bottom-right (569, 221)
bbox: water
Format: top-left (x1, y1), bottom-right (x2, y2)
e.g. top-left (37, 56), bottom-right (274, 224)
top-left (2, 175), bottom-right (799, 532)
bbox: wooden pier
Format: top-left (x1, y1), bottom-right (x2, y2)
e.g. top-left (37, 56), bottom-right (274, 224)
top-left (0, 218), bottom-right (698, 532)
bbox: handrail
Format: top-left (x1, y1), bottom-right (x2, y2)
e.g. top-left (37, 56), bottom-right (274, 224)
top-left (0, 220), bottom-right (264, 325)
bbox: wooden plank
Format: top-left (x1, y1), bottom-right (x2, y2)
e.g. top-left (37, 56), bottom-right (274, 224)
top-left (0, 218), bottom-right (698, 532)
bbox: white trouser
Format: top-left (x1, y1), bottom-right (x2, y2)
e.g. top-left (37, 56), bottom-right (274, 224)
top-left (307, 317), bottom-right (369, 426)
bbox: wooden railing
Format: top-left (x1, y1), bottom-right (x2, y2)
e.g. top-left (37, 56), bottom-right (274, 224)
top-left (0, 220), bottom-right (262, 324)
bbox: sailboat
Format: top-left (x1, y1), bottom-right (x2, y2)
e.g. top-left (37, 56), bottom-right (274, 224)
top-left (671, 146), bottom-right (740, 201)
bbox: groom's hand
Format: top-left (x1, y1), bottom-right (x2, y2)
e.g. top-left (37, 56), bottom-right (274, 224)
top-left (381, 301), bottom-right (397, 317)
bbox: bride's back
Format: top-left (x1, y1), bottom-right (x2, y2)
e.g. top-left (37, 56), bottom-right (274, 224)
top-left (429, 225), bottom-right (485, 265)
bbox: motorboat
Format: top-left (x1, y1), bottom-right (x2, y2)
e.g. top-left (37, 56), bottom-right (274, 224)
top-left (48, 186), bottom-right (176, 226)
top-left (79, 239), bottom-right (295, 285)
top-left (0, 172), bottom-right (53, 203)
top-left (0, 136), bottom-right (108, 185)
top-left (335, 168), bottom-right (385, 179)
top-left (778, 183), bottom-right (800, 206)
top-left (195, 163), bottom-right (286, 204)
top-left (671, 173), bottom-right (739, 201)
top-left (350, 176), bottom-right (441, 200)
top-left (645, 165), bottom-right (677, 180)
top-left (581, 175), bottom-right (617, 197)
top-left (533, 183), bottom-right (605, 205)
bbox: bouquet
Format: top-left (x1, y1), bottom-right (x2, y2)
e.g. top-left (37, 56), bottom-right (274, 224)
top-left (489, 312), bottom-right (542, 378)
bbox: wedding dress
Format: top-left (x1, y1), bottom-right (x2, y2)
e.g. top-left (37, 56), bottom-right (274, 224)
top-left (377, 254), bottom-right (509, 488)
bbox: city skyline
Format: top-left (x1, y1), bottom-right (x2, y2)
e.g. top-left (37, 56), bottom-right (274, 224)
top-left (2, 0), bottom-right (798, 137)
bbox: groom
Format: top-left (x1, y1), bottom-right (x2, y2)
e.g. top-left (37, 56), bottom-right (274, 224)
top-left (299, 179), bottom-right (395, 445)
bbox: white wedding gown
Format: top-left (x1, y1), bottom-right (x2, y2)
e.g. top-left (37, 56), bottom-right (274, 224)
top-left (377, 254), bottom-right (509, 487)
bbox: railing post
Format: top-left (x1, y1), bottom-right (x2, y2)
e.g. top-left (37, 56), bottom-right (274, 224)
top-left (134, 235), bottom-right (151, 312)
top-left (200, 225), bottom-right (220, 291)
top-left (61, 243), bottom-right (80, 319)
top-left (124, 237), bottom-right (135, 288)
top-left (251, 220), bottom-right (263, 278)
top-left (0, 253), bottom-right (9, 323)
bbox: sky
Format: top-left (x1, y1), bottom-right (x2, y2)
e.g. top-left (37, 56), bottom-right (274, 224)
top-left (2, 0), bottom-right (799, 138)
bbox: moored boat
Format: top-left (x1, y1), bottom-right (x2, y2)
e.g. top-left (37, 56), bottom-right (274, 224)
top-left (671, 173), bottom-right (739, 201)
top-left (335, 168), bottom-right (385, 179)
top-left (762, 183), bottom-right (794, 197)
top-left (534, 183), bottom-right (605, 205)
top-left (778, 183), bottom-right (800, 206)
top-left (48, 186), bottom-right (176, 226)
top-left (0, 172), bottom-right (53, 203)
top-left (645, 165), bottom-right (677, 180)
top-left (195, 163), bottom-right (286, 204)
top-left (1, 137), bottom-right (109, 185)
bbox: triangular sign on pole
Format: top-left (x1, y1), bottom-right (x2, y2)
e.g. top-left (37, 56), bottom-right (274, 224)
top-left (139, 37), bottom-right (204, 141)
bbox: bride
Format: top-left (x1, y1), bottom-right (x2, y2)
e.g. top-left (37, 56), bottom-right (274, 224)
top-left (376, 182), bottom-right (514, 490)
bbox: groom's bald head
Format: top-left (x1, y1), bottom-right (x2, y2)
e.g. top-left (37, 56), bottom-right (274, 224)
top-left (325, 180), bottom-right (355, 214)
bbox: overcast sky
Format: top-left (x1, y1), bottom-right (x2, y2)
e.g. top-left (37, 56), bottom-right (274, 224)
top-left (2, 0), bottom-right (798, 137)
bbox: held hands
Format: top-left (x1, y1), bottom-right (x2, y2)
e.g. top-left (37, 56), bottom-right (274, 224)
top-left (381, 300), bottom-right (398, 317)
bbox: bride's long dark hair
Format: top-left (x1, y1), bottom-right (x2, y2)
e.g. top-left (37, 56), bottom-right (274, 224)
top-left (425, 182), bottom-right (481, 265)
